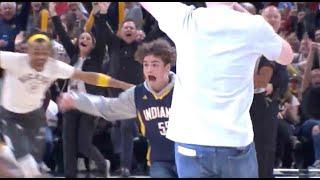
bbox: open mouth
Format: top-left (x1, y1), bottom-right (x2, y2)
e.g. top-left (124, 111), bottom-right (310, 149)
top-left (125, 33), bottom-right (132, 38)
top-left (80, 42), bottom-right (87, 47)
top-left (148, 75), bottom-right (157, 82)
top-left (36, 59), bottom-right (46, 66)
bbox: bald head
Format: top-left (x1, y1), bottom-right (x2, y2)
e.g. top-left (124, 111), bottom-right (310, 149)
top-left (262, 6), bottom-right (281, 17)
top-left (0, 2), bottom-right (16, 21)
top-left (0, 2), bottom-right (16, 8)
top-left (240, 2), bottom-right (256, 15)
top-left (262, 6), bottom-right (281, 32)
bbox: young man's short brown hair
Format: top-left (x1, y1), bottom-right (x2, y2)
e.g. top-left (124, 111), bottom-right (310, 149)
top-left (135, 38), bottom-right (176, 65)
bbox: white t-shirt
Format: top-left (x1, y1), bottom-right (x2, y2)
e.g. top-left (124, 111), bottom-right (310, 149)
top-left (291, 95), bottom-right (300, 107)
top-left (150, 3), bottom-right (283, 147)
top-left (67, 57), bottom-right (86, 93)
top-left (46, 100), bottom-right (59, 127)
top-left (51, 40), bottom-right (71, 64)
top-left (0, 51), bottom-right (75, 113)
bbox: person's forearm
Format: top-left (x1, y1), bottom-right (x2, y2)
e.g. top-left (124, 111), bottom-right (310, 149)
top-left (140, 2), bottom-right (173, 12)
top-left (276, 39), bottom-right (294, 66)
top-left (109, 78), bottom-right (134, 90)
top-left (302, 48), bottom-right (316, 92)
top-left (139, 2), bottom-right (183, 20)
top-left (72, 71), bottom-right (134, 90)
top-left (71, 89), bottom-right (137, 121)
top-left (98, 13), bottom-right (117, 47)
top-left (51, 16), bottom-right (77, 59)
top-left (70, 92), bottom-right (107, 118)
top-left (17, 2), bottom-right (31, 31)
top-left (95, 73), bottom-right (134, 90)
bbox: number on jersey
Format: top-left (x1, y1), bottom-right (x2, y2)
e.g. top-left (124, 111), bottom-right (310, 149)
top-left (158, 121), bottom-right (168, 136)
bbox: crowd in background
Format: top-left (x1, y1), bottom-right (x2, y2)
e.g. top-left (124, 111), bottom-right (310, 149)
top-left (0, 1), bottom-right (319, 177)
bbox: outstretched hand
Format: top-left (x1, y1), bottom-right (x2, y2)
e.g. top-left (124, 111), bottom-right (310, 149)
top-left (48, 2), bottom-right (57, 17)
top-left (57, 93), bottom-right (75, 112)
top-left (311, 42), bottom-right (320, 51)
top-left (98, 2), bottom-right (111, 14)
top-left (91, 2), bottom-right (100, 15)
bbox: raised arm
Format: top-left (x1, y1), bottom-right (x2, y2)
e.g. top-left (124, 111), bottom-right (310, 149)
top-left (58, 88), bottom-right (137, 121)
top-left (139, 2), bottom-right (186, 20)
top-left (49, 2), bottom-right (77, 60)
top-left (96, 2), bottom-right (119, 48)
top-left (302, 43), bottom-right (320, 93)
top-left (16, 2), bottom-right (31, 32)
top-left (276, 39), bottom-right (294, 65)
top-left (89, 3), bottom-right (112, 61)
top-left (53, 57), bottom-right (134, 90)
top-left (253, 16), bottom-right (294, 66)
top-left (139, 2), bottom-right (192, 41)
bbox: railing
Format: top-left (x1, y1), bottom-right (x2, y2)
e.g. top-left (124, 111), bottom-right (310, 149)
top-left (274, 168), bottom-right (320, 178)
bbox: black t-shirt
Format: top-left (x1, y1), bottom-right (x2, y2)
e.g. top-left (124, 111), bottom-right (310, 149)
top-left (259, 56), bottom-right (289, 101)
top-left (270, 63), bottom-right (289, 101)
top-left (301, 86), bottom-right (320, 122)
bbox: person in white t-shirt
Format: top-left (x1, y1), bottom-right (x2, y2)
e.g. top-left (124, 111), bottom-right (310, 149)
top-left (0, 33), bottom-right (133, 177)
top-left (139, 2), bottom-right (294, 178)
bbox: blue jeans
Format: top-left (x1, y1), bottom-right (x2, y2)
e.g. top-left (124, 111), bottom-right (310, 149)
top-left (300, 119), bottom-right (320, 160)
top-left (175, 142), bottom-right (258, 178)
top-left (149, 161), bottom-right (177, 178)
top-left (43, 127), bottom-right (53, 163)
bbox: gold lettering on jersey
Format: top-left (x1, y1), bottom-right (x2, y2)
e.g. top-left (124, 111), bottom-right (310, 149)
top-left (143, 106), bottom-right (170, 121)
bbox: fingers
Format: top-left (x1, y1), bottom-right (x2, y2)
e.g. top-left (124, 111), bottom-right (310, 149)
top-left (57, 93), bottom-right (74, 112)
top-left (311, 42), bottom-right (320, 50)
top-left (48, 2), bottom-right (57, 16)
top-left (136, 30), bottom-right (146, 41)
top-left (91, 4), bottom-right (100, 15)
top-left (98, 2), bottom-right (110, 14)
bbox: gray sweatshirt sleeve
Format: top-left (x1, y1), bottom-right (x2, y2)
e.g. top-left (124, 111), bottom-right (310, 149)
top-left (71, 87), bottom-right (137, 121)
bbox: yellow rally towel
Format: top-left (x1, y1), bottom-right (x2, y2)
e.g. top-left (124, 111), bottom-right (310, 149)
top-left (287, 64), bottom-right (299, 76)
top-left (118, 2), bottom-right (126, 30)
top-left (84, 11), bottom-right (95, 32)
top-left (40, 9), bottom-right (49, 32)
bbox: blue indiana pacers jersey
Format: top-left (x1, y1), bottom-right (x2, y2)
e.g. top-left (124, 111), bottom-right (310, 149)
top-left (134, 83), bottom-right (175, 165)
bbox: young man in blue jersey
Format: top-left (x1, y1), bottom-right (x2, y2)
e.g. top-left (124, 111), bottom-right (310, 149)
top-left (58, 39), bottom-right (177, 178)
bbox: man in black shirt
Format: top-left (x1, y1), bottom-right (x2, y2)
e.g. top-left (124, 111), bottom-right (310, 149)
top-left (250, 6), bottom-right (290, 178)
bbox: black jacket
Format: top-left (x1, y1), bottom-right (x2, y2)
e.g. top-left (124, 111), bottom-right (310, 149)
top-left (52, 14), bottom-right (107, 95)
top-left (99, 13), bottom-right (144, 97)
